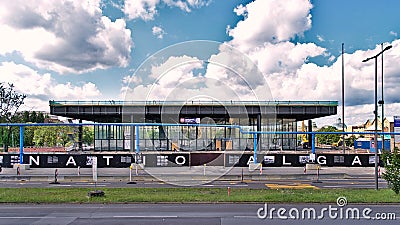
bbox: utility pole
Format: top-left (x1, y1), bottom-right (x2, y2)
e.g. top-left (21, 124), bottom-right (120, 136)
top-left (342, 43), bottom-right (345, 153)
top-left (380, 43), bottom-right (385, 151)
top-left (362, 45), bottom-right (392, 190)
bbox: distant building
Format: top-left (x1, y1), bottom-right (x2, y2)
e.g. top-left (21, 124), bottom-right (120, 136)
top-left (332, 118), bottom-right (347, 130)
top-left (349, 117), bottom-right (393, 151)
top-left (44, 115), bottom-right (62, 123)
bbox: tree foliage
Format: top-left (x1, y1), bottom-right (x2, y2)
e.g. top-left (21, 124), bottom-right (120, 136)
top-left (82, 126), bottom-right (94, 145)
top-left (0, 83), bottom-right (26, 151)
top-left (33, 126), bottom-right (73, 147)
top-left (382, 148), bottom-right (400, 194)
top-left (345, 135), bottom-right (357, 147)
top-left (315, 126), bottom-right (341, 145)
top-left (2, 111), bottom-right (48, 147)
top-left (0, 83), bottom-right (26, 122)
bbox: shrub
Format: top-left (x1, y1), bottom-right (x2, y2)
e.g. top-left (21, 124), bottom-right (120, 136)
top-left (382, 148), bottom-right (400, 194)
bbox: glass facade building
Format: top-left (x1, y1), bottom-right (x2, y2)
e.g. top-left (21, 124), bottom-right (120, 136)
top-left (49, 100), bottom-right (337, 152)
top-left (93, 118), bottom-right (297, 152)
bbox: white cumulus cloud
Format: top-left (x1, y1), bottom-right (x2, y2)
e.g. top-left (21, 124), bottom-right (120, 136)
top-left (227, 0), bottom-right (313, 52)
top-left (123, 0), bottom-right (210, 20)
top-left (225, 0), bottom-right (400, 125)
top-left (0, 0), bottom-right (133, 74)
top-left (152, 26), bottom-right (166, 39)
top-left (317, 34), bottom-right (325, 42)
top-left (0, 62), bottom-right (102, 111)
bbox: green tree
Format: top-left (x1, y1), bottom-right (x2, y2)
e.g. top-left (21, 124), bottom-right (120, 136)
top-left (345, 135), bottom-right (357, 147)
top-left (37, 112), bottom-right (45, 123)
top-left (30, 111), bottom-right (37, 123)
top-left (382, 148), bottom-right (400, 194)
top-left (18, 111), bottom-right (36, 146)
top-left (57, 126), bottom-right (71, 147)
top-left (24, 126), bottom-right (36, 146)
top-left (315, 126), bottom-right (340, 145)
top-left (33, 125), bottom-right (72, 147)
top-left (82, 126), bottom-right (94, 145)
top-left (33, 126), bottom-right (55, 146)
top-left (22, 111), bottom-right (30, 122)
top-left (0, 83), bottom-right (26, 151)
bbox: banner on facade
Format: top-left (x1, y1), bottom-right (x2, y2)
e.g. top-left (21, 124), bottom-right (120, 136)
top-left (394, 116), bottom-right (400, 145)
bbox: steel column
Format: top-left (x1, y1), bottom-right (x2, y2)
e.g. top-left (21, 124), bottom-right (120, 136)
top-left (19, 126), bottom-right (24, 164)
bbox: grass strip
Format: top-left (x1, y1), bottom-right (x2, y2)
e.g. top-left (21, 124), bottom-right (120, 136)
top-left (0, 188), bottom-right (399, 204)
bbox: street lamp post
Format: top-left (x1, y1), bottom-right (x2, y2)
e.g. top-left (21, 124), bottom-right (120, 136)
top-left (362, 45), bottom-right (392, 190)
top-left (380, 43), bottom-right (385, 151)
top-left (342, 43), bottom-right (345, 154)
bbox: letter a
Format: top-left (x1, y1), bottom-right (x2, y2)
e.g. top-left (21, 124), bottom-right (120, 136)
top-left (352, 156), bottom-right (362, 166)
top-left (66, 156), bottom-right (77, 166)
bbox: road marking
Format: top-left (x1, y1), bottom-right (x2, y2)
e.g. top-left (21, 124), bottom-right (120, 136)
top-left (265, 183), bottom-right (319, 189)
top-left (74, 184), bottom-right (106, 187)
top-left (75, 182), bottom-right (111, 185)
top-left (0, 217), bottom-right (58, 219)
top-left (203, 184), bottom-right (248, 187)
top-left (49, 184), bottom-right (72, 187)
top-left (17, 182), bottom-right (42, 185)
top-left (323, 185), bottom-right (375, 188)
top-left (234, 215), bottom-right (258, 219)
top-left (142, 182), bottom-right (165, 185)
top-left (113, 216), bottom-right (178, 218)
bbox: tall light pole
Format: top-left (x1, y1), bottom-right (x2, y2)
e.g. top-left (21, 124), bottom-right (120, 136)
top-left (362, 44), bottom-right (392, 190)
top-left (380, 43), bottom-right (385, 151)
top-left (342, 43), bottom-right (345, 154)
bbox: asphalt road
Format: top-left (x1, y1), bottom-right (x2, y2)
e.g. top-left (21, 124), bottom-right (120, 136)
top-left (0, 203), bottom-right (398, 225)
top-left (0, 177), bottom-right (389, 189)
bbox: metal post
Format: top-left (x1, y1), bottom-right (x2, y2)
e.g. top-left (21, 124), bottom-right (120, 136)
top-left (241, 168), bottom-right (244, 183)
top-left (311, 133), bottom-right (315, 154)
top-left (253, 133), bottom-right (257, 164)
top-left (135, 125), bottom-right (140, 154)
top-left (257, 114), bottom-right (261, 147)
top-left (374, 57), bottom-right (378, 190)
top-left (129, 165), bottom-right (132, 182)
top-left (78, 119), bottom-right (83, 151)
top-left (19, 126), bottom-right (24, 164)
top-left (381, 43), bottom-right (385, 151)
top-left (342, 43), bottom-right (345, 154)
top-left (362, 44), bottom-right (392, 191)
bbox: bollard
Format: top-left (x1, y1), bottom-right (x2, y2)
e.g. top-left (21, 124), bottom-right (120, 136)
top-left (228, 187), bottom-right (231, 197)
top-left (127, 163), bottom-right (136, 184)
top-left (203, 164), bottom-right (206, 176)
top-left (240, 168), bottom-right (246, 184)
top-left (77, 166), bottom-right (80, 176)
top-left (135, 164), bottom-right (138, 176)
top-left (55, 169), bottom-right (59, 183)
top-left (50, 169), bottom-right (60, 184)
top-left (303, 166), bottom-right (306, 174)
top-left (129, 165), bottom-right (132, 181)
top-left (378, 166), bottom-right (381, 178)
top-left (312, 165), bottom-right (322, 183)
top-left (17, 166), bottom-right (20, 176)
top-left (259, 163), bottom-right (262, 175)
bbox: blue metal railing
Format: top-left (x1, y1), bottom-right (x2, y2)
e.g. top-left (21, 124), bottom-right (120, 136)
top-left (0, 122), bottom-right (394, 164)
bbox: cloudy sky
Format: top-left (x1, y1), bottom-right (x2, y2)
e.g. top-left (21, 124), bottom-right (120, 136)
top-left (1, 0), bottom-right (400, 127)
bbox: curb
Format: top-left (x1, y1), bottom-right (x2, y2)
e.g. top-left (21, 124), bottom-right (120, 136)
top-left (0, 173), bottom-right (352, 182)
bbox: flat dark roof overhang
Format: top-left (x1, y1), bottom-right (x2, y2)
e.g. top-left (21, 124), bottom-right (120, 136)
top-left (49, 100), bottom-right (338, 122)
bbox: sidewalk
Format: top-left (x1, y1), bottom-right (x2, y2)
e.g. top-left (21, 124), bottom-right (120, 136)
top-left (0, 166), bottom-right (378, 183)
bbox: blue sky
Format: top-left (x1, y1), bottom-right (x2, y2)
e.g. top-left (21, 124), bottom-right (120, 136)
top-left (1, 0), bottom-right (400, 126)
